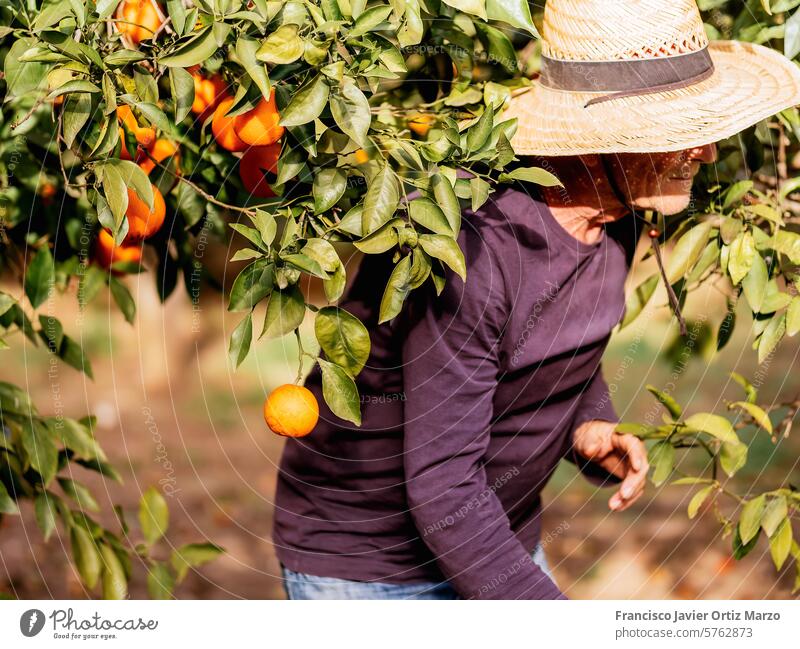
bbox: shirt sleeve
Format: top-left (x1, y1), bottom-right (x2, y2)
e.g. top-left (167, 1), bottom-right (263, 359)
top-left (401, 243), bottom-right (564, 600)
top-left (566, 368), bottom-right (622, 486)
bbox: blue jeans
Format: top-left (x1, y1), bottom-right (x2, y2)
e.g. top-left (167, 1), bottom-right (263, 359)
top-left (282, 544), bottom-right (555, 600)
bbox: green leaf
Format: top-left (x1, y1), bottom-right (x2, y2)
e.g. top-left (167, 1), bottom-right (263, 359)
top-left (732, 524), bottom-right (759, 560)
top-left (313, 168), bottom-right (347, 214)
top-left (63, 93), bottom-right (93, 149)
top-left (431, 172), bottom-right (461, 234)
top-left (0, 482), bottom-right (18, 515)
top-left (147, 561), bottom-right (175, 600)
top-left (353, 217), bottom-right (402, 253)
top-left (684, 412), bottom-right (738, 444)
top-left (665, 222), bottom-right (713, 284)
top-left (723, 180), bottom-right (754, 209)
top-left (25, 247), bottom-right (55, 309)
top-left (229, 313), bottom-right (253, 368)
top-left (728, 231), bottom-right (757, 285)
top-left (720, 440), bottom-right (748, 477)
top-left (741, 253), bottom-right (768, 313)
top-left (349, 5), bottom-right (393, 36)
top-left (99, 163), bottom-right (129, 231)
top-left (621, 275), bottom-right (658, 328)
top-left (409, 198), bottom-right (452, 235)
top-left (363, 166), bottom-right (400, 234)
top-left (499, 167), bottom-right (563, 187)
top-left (739, 494), bottom-right (766, 545)
top-left (649, 441), bottom-right (675, 487)
top-left (171, 543), bottom-right (224, 583)
top-left (56, 418), bottom-right (105, 461)
top-left (418, 234), bottom-right (466, 281)
top-left (729, 401), bottom-right (773, 434)
top-left (318, 359), bottom-right (362, 425)
top-left (71, 525), bottom-right (102, 589)
top-left (770, 519), bottom-right (793, 570)
top-left (315, 307), bottom-right (371, 376)
top-left (761, 496), bottom-right (788, 537)
top-left (169, 66), bottom-right (195, 124)
top-left (646, 385), bottom-right (683, 419)
top-left (379, 255), bottom-right (412, 323)
top-left (257, 24), bottom-right (304, 64)
top-left (330, 80), bottom-right (371, 147)
top-left (280, 74), bottom-right (329, 127)
top-left (758, 312), bottom-right (786, 363)
top-left (21, 419), bottom-right (58, 486)
top-left (59, 335), bottom-right (94, 379)
top-left (160, 27), bottom-right (219, 67)
top-left (104, 49), bottom-right (148, 66)
top-left (688, 484), bottom-right (715, 519)
top-left (787, 296), bottom-right (800, 336)
top-left (730, 371), bottom-right (758, 404)
top-left (109, 276), bottom-right (136, 324)
top-left (486, 0), bottom-right (538, 36)
top-left (139, 487), bottom-right (169, 546)
top-left (58, 478), bottom-right (100, 512)
top-left (466, 105), bottom-right (494, 152)
top-left (281, 253), bottom-right (328, 278)
top-left (228, 261), bottom-right (274, 312)
top-left (470, 177), bottom-right (491, 212)
top-left (34, 492), bottom-right (58, 538)
top-left (100, 543), bottom-right (128, 600)
top-left (4, 37), bottom-right (48, 97)
top-left (236, 37), bottom-right (271, 100)
top-left (441, 0), bottom-right (487, 20)
top-left (261, 285), bottom-right (306, 338)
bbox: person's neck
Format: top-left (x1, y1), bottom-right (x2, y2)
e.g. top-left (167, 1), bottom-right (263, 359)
top-left (535, 156), bottom-right (631, 245)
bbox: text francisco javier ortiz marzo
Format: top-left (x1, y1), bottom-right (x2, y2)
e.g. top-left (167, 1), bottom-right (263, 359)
top-left (616, 610), bottom-right (781, 622)
top-left (49, 609), bottom-right (158, 632)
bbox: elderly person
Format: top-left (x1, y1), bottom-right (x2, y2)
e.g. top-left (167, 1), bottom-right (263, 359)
top-left (273, 0), bottom-right (800, 599)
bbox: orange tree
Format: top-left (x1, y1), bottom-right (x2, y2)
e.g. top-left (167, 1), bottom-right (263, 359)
top-left (0, 0), bottom-right (799, 597)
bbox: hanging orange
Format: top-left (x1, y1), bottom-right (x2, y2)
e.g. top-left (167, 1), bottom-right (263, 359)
top-left (191, 73), bottom-right (228, 121)
top-left (211, 97), bottom-right (248, 152)
top-left (94, 229), bottom-right (143, 272)
top-left (263, 385), bottom-right (319, 437)
top-left (115, 0), bottom-right (163, 45)
top-left (233, 92), bottom-right (284, 146)
top-left (239, 143), bottom-right (281, 198)
top-left (125, 185), bottom-right (166, 240)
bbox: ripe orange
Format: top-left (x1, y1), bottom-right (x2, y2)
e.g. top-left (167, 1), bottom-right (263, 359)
top-left (263, 385), bottom-right (319, 437)
top-left (115, 0), bottom-right (163, 45)
top-left (211, 97), bottom-right (248, 152)
top-left (117, 106), bottom-right (156, 148)
top-left (354, 148), bottom-right (370, 164)
top-left (137, 138), bottom-right (180, 175)
top-left (408, 114), bottom-right (434, 137)
top-left (192, 73), bottom-right (228, 121)
top-left (233, 92), bottom-right (284, 147)
top-left (94, 229), bottom-right (143, 271)
top-left (239, 143), bottom-right (281, 198)
top-left (125, 184), bottom-right (166, 240)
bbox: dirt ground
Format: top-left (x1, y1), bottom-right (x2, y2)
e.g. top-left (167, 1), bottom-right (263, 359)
top-left (0, 272), bottom-right (797, 600)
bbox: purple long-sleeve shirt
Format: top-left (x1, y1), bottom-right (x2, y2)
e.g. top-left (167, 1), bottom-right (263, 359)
top-left (273, 185), bottom-right (638, 599)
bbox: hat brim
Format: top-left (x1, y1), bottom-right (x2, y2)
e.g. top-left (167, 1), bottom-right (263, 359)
top-left (505, 41), bottom-right (800, 156)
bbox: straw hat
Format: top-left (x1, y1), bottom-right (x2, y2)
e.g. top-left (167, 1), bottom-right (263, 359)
top-left (505, 0), bottom-right (800, 156)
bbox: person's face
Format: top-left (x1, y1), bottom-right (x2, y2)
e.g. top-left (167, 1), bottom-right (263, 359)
top-left (609, 144), bottom-right (717, 215)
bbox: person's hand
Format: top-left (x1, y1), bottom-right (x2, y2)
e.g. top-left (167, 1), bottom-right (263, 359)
top-left (572, 420), bottom-right (649, 511)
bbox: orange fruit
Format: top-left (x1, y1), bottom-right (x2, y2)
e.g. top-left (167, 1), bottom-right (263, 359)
top-left (211, 97), bottom-right (248, 152)
top-left (125, 184), bottom-right (166, 240)
top-left (137, 138), bottom-right (180, 175)
top-left (117, 106), bottom-right (156, 148)
top-left (354, 148), bottom-right (370, 164)
top-left (408, 114), bottom-right (434, 137)
top-left (263, 385), bottom-right (319, 437)
top-left (39, 183), bottom-right (57, 200)
top-left (115, 0), bottom-right (163, 45)
top-left (239, 143), bottom-right (281, 198)
top-left (191, 73), bottom-right (228, 121)
top-left (94, 229), bottom-right (143, 271)
top-left (233, 92), bottom-right (284, 146)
